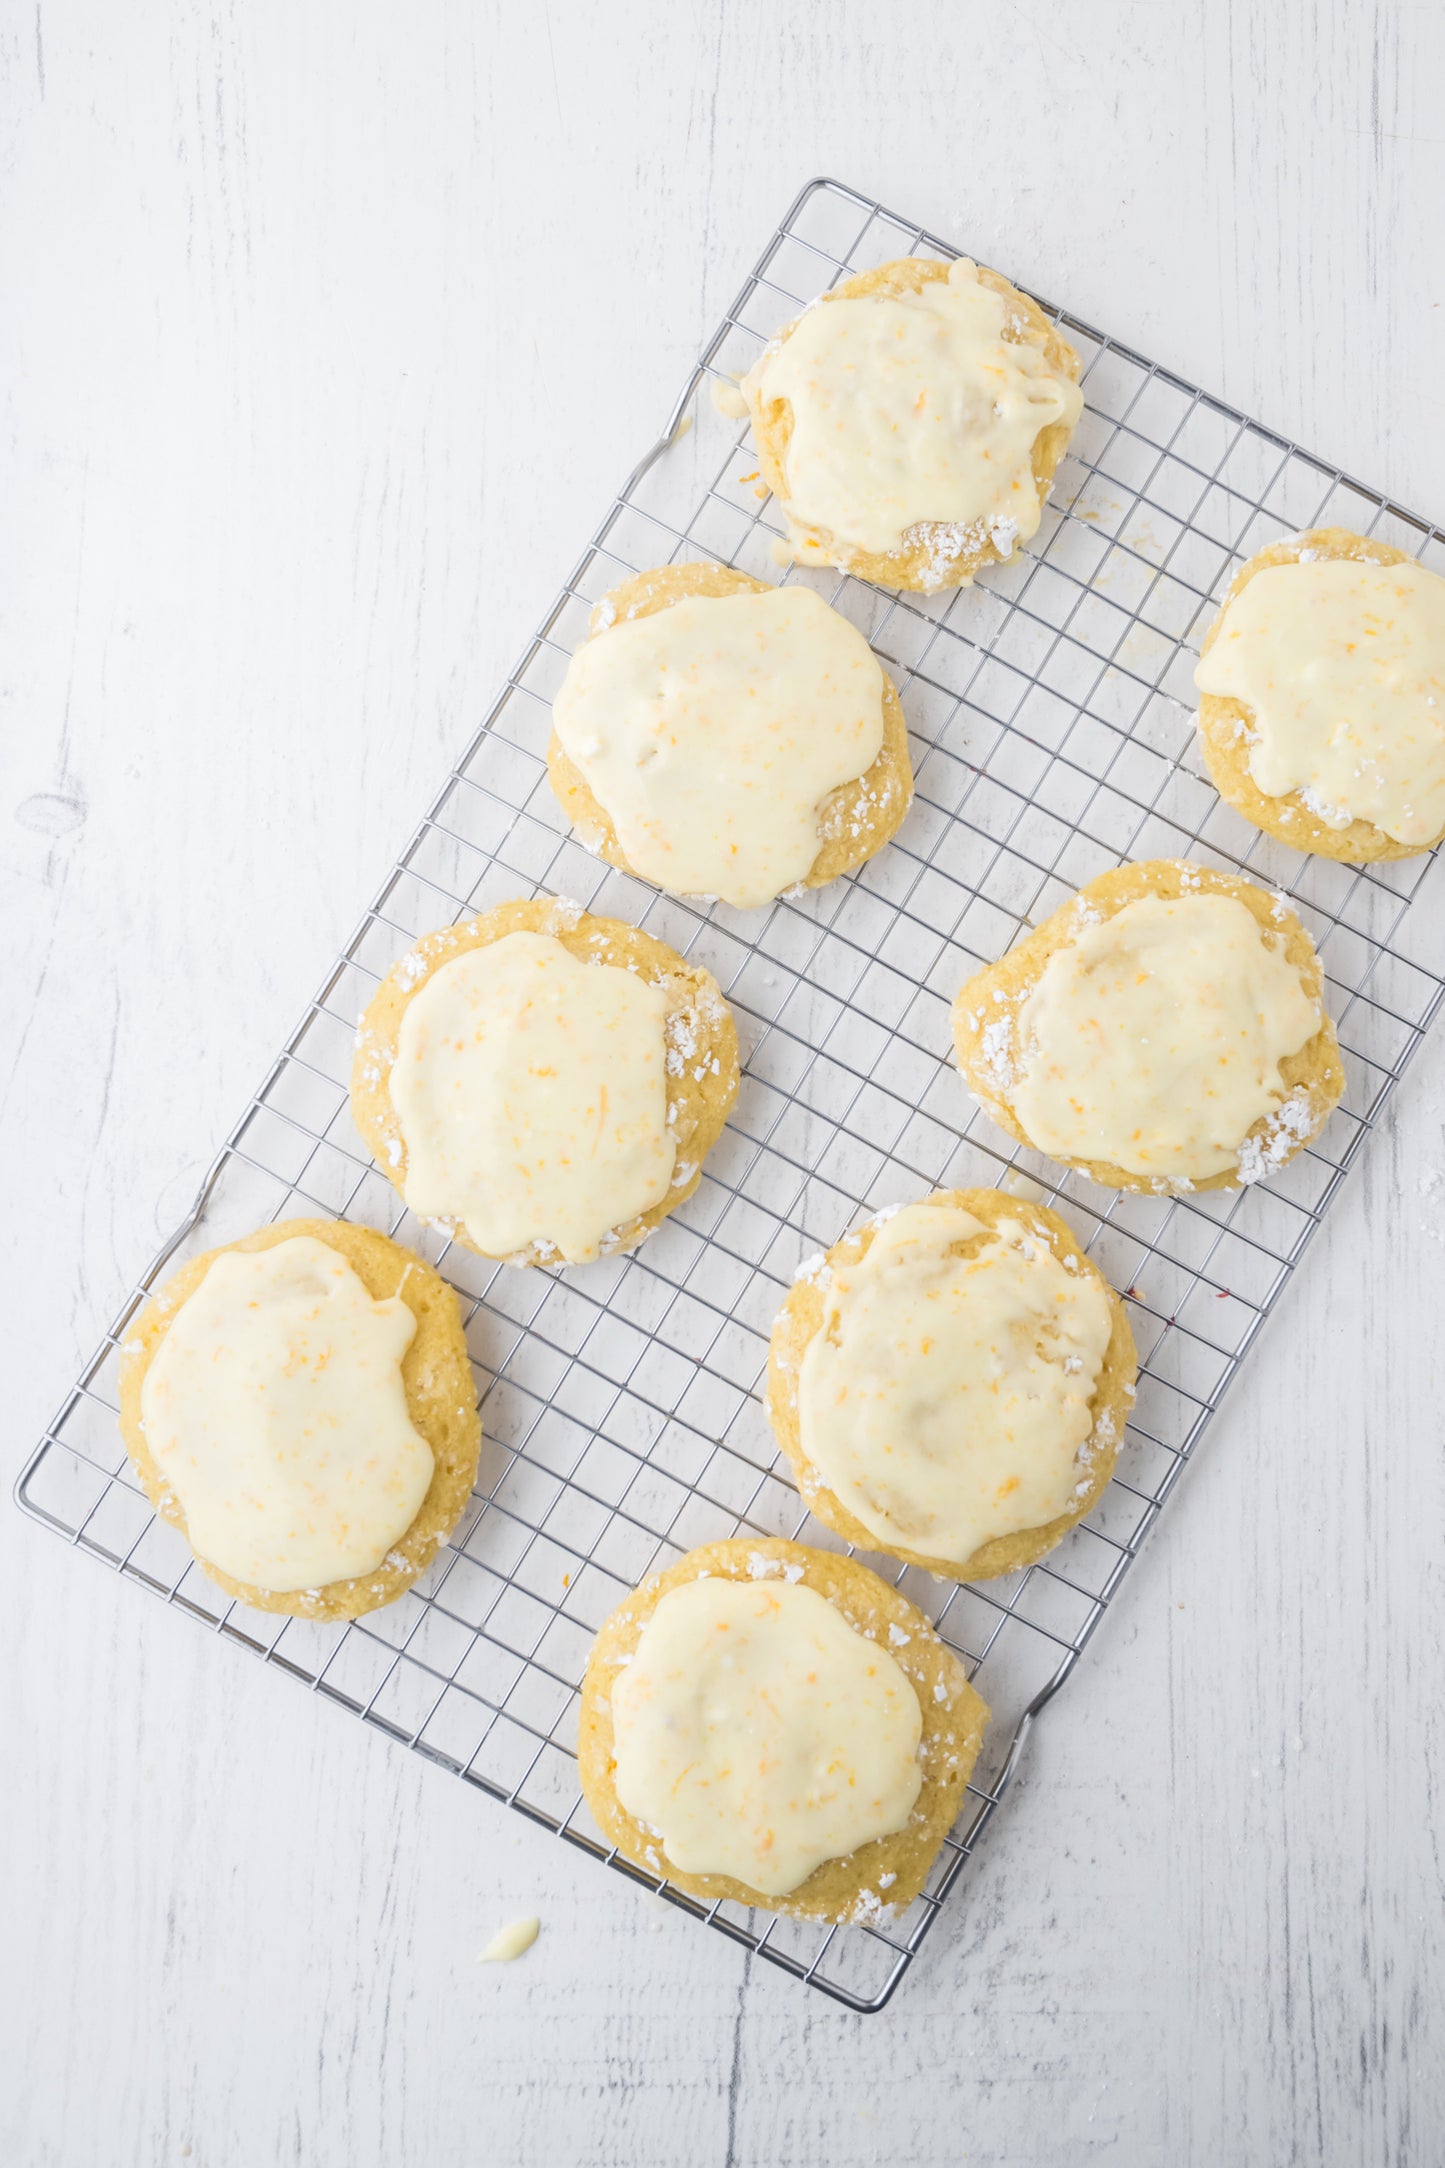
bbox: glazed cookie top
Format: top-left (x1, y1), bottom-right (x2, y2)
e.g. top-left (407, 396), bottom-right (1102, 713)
top-left (390, 929), bottom-right (675, 1264)
top-left (1007, 891), bottom-right (1321, 1183)
top-left (138, 1235), bottom-right (433, 1592)
top-left (1194, 549), bottom-right (1445, 847)
top-left (796, 1198), bottom-right (1114, 1563)
top-left (609, 1573), bottom-right (922, 1898)
top-left (743, 257), bottom-right (1081, 561)
top-left (551, 583), bottom-right (886, 909)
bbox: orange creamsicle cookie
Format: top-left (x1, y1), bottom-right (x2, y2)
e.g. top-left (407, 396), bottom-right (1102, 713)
top-left (118, 1217), bottom-right (480, 1620)
top-left (739, 257), bottom-right (1082, 591)
top-left (1194, 527), bottom-right (1445, 861)
top-left (548, 561), bottom-right (912, 909)
top-left (578, 1538), bottom-right (988, 1923)
top-left (351, 897), bottom-right (739, 1267)
top-left (952, 860), bottom-right (1344, 1194)
top-left (766, 1191), bottom-right (1136, 1583)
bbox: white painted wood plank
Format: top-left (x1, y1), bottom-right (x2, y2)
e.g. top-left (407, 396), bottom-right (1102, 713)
top-left (5, 3), bottom-right (1445, 2162)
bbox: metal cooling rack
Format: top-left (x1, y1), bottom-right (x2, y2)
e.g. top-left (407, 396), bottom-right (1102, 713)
top-left (19, 177), bottom-right (1445, 2013)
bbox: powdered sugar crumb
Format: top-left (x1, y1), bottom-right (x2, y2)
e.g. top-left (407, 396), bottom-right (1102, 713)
top-left (988, 513), bottom-right (1019, 559)
top-left (1237, 1091), bottom-right (1317, 1184)
top-left (1298, 784), bottom-right (1353, 828)
top-left (980, 1014), bottom-right (1018, 1091)
top-left (542, 894), bottom-right (585, 929)
top-left (664, 1012), bottom-right (698, 1076)
top-left (746, 1552), bottom-right (804, 1583)
top-left (901, 507), bottom-right (1018, 591)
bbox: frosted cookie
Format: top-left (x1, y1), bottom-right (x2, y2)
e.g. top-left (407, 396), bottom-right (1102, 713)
top-left (766, 1191), bottom-right (1136, 1583)
top-left (351, 896), bottom-right (739, 1267)
top-left (740, 256), bottom-right (1082, 592)
top-left (118, 1217), bottom-right (480, 1620)
top-left (952, 860), bottom-right (1344, 1193)
top-left (577, 1538), bottom-right (988, 1923)
top-left (548, 562), bottom-right (912, 909)
top-left (1194, 528), bottom-right (1445, 862)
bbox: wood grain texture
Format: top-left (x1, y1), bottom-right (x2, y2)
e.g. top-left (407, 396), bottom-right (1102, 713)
top-left (4, 3), bottom-right (1445, 2162)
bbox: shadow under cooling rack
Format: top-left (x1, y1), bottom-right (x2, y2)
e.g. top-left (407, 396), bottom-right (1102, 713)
top-left (18, 175), bottom-right (1445, 2013)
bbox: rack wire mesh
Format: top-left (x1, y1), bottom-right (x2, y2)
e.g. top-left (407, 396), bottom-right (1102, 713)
top-left (18, 176), bottom-right (1445, 2013)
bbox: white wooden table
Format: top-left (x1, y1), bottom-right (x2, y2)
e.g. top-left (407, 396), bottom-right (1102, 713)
top-left (6, 6), bottom-right (1445, 2162)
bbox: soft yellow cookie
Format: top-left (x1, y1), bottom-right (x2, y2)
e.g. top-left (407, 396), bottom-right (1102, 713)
top-left (743, 257), bottom-right (1081, 592)
top-left (577, 1537), bottom-right (988, 1924)
top-left (952, 860), bottom-right (1345, 1194)
top-left (765, 1190), bottom-right (1137, 1583)
top-left (1196, 527), bottom-right (1445, 862)
top-left (118, 1217), bottom-right (480, 1621)
top-left (351, 896), bottom-right (739, 1266)
top-left (547, 562), bottom-right (913, 900)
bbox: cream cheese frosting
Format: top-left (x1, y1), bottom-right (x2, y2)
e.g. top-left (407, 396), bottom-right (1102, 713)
top-left (1195, 555), bottom-right (1445, 845)
top-left (610, 1576), bottom-right (922, 1897)
top-left (389, 930), bottom-right (676, 1264)
top-left (797, 1200), bottom-right (1113, 1563)
top-left (138, 1235), bottom-right (432, 1591)
top-left (743, 258), bottom-right (1081, 558)
top-left (551, 585), bottom-right (886, 909)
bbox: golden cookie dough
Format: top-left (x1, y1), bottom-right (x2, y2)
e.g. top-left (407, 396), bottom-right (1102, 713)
top-left (546, 561), bottom-right (913, 898)
top-left (951, 859), bottom-right (1345, 1194)
top-left (1195, 527), bottom-right (1445, 862)
top-left (743, 257), bottom-right (1081, 593)
top-left (577, 1537), bottom-right (989, 1923)
top-left (118, 1216), bottom-right (481, 1621)
top-left (351, 896), bottom-right (740, 1267)
top-left (765, 1189), bottom-right (1137, 1583)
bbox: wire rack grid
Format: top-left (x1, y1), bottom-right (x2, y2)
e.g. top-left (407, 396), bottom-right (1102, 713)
top-left (18, 176), bottom-right (1445, 2014)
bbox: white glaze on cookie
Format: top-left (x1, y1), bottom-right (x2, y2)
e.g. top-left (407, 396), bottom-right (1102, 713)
top-left (1195, 556), bottom-right (1445, 845)
top-left (139, 1236), bottom-right (432, 1591)
top-left (610, 1576), bottom-right (921, 1897)
top-left (389, 930), bottom-right (675, 1263)
top-left (744, 258), bottom-right (1081, 557)
top-left (551, 586), bottom-right (886, 909)
top-left (1009, 893), bottom-right (1321, 1181)
top-left (797, 1200), bottom-right (1113, 1562)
